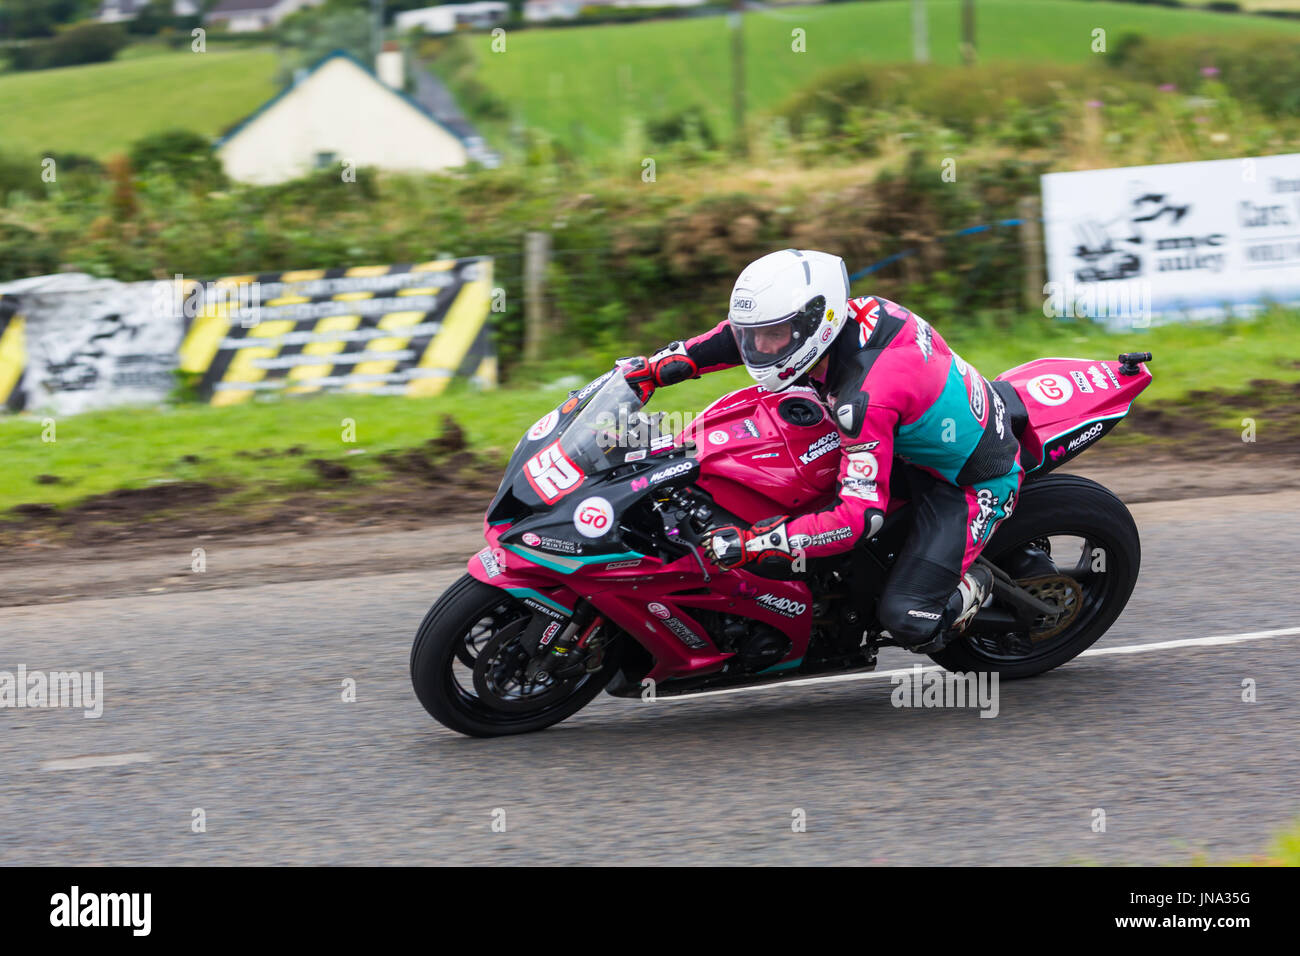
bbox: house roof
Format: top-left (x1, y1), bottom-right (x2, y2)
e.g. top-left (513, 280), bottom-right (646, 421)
top-left (215, 49), bottom-right (472, 152)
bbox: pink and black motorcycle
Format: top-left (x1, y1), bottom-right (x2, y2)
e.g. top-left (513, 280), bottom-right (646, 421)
top-left (411, 352), bottom-right (1153, 737)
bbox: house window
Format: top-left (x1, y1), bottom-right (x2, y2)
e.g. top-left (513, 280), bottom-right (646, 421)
top-left (315, 151), bottom-right (337, 170)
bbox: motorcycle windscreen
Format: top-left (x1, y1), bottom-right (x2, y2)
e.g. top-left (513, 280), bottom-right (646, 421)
top-left (512, 372), bottom-right (651, 507)
top-left (563, 374), bottom-right (659, 471)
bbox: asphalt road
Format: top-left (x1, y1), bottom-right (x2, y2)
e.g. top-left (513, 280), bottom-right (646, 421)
top-left (3, 491), bottom-right (1299, 865)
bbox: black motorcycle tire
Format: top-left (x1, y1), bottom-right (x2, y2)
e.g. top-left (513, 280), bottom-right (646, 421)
top-left (411, 573), bottom-right (622, 737)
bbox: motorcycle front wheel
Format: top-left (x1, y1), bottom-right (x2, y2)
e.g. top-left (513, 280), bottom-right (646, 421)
top-left (410, 573), bottom-right (622, 737)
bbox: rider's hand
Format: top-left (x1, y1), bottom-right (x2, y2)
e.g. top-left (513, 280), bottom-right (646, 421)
top-left (704, 516), bottom-right (794, 571)
top-left (617, 356), bottom-right (656, 405)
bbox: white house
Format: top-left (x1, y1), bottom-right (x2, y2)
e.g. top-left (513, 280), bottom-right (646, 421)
top-left (97, 0), bottom-right (199, 22)
top-left (395, 2), bottom-right (509, 35)
top-left (216, 50), bottom-right (470, 184)
top-left (205, 0), bottom-right (325, 33)
top-left (610, 0), bottom-right (707, 7)
top-left (523, 0), bottom-right (582, 23)
top-left (522, 0), bottom-right (703, 19)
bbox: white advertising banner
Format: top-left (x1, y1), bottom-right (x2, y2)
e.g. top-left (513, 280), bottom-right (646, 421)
top-left (1042, 153), bottom-right (1300, 328)
top-left (0, 273), bottom-right (181, 416)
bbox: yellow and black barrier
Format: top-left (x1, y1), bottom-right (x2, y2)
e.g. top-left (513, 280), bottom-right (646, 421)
top-left (0, 257), bottom-right (496, 413)
top-left (0, 295), bottom-right (25, 412)
top-left (178, 257), bottom-right (497, 406)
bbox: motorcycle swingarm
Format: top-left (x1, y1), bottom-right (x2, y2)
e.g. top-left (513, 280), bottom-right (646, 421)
top-left (973, 557), bottom-right (1058, 627)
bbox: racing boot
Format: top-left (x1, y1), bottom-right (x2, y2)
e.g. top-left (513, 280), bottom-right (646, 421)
top-left (951, 565), bottom-right (993, 632)
top-left (909, 565), bottom-right (993, 654)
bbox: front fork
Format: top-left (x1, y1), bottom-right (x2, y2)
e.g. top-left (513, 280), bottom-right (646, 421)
top-left (521, 600), bottom-right (610, 681)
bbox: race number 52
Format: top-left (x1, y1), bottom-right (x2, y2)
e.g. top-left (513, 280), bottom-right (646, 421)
top-left (525, 441), bottom-right (584, 504)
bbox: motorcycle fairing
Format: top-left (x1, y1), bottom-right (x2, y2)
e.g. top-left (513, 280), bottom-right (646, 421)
top-left (996, 357), bottom-right (1152, 473)
top-left (680, 384), bottom-right (842, 523)
top-left (469, 522), bottom-right (814, 682)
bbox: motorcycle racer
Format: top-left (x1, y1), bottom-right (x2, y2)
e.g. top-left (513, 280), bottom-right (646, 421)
top-left (619, 249), bottom-right (1023, 654)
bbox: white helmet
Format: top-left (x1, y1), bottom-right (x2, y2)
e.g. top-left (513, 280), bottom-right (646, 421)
top-left (727, 249), bottom-right (850, 392)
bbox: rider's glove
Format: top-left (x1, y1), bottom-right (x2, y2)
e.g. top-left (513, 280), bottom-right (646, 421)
top-left (618, 345), bottom-right (700, 405)
top-left (617, 356), bottom-right (657, 405)
top-left (704, 516), bottom-right (794, 571)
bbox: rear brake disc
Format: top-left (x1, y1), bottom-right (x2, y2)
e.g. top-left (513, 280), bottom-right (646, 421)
top-left (1018, 574), bottom-right (1084, 642)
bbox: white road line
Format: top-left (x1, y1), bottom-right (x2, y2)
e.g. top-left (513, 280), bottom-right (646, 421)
top-left (41, 752), bottom-right (154, 772)
top-left (654, 626), bottom-right (1300, 702)
top-left (1080, 627), bottom-right (1300, 656)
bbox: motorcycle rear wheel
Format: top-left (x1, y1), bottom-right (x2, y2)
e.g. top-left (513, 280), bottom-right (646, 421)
top-left (928, 473), bottom-right (1141, 679)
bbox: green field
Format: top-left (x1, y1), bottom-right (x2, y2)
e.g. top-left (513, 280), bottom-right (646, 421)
top-left (1184, 0), bottom-right (1300, 8)
top-left (0, 47), bottom-right (279, 159)
top-left (455, 0), bottom-right (1300, 149)
top-left (3, 308), bottom-right (1297, 515)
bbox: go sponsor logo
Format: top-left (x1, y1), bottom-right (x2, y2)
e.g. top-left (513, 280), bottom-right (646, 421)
top-left (574, 496), bottom-right (614, 538)
top-left (846, 450), bottom-right (878, 481)
top-left (1026, 373), bottom-right (1074, 407)
top-left (527, 409), bottom-right (560, 441)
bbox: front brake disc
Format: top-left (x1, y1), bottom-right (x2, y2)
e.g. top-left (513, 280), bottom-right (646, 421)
top-left (471, 623), bottom-right (577, 712)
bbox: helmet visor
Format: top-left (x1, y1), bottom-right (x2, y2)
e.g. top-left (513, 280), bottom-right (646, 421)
top-left (729, 295), bottom-right (826, 369)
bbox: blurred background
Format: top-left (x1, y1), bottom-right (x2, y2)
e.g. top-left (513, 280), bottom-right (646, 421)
top-left (0, 0), bottom-right (1298, 546)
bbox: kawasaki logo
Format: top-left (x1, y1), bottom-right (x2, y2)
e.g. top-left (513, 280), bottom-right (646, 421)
top-left (798, 431), bottom-right (841, 465)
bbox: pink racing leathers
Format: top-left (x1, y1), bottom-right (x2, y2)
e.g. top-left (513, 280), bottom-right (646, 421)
top-left (643, 295), bottom-right (1024, 646)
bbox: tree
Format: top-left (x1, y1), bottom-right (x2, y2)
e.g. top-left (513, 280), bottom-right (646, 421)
top-left (0, 0), bottom-right (88, 39)
top-left (128, 0), bottom-right (175, 36)
top-left (276, 3), bottom-right (373, 83)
